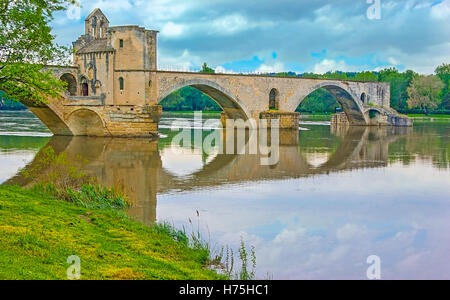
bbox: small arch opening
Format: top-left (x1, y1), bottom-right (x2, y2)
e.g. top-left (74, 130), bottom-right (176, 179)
top-left (60, 73), bottom-right (77, 96)
top-left (119, 77), bottom-right (124, 91)
top-left (92, 16), bottom-right (97, 37)
top-left (361, 92), bottom-right (367, 104)
top-left (369, 109), bottom-right (380, 119)
top-left (269, 88), bottom-right (279, 110)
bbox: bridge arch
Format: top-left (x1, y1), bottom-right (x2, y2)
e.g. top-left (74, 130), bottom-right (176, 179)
top-left (292, 81), bottom-right (368, 125)
top-left (60, 73), bottom-right (78, 96)
top-left (158, 79), bottom-right (251, 121)
top-left (66, 108), bottom-right (106, 136)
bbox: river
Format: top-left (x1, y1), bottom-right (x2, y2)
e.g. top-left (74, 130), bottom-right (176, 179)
top-left (1, 110), bottom-right (449, 279)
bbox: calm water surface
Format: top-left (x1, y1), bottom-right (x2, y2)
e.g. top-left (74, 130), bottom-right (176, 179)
top-left (1, 110), bottom-right (449, 279)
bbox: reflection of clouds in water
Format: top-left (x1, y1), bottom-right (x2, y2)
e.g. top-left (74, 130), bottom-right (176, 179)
top-left (304, 152), bottom-right (330, 168)
top-left (158, 163), bottom-right (450, 279)
top-left (0, 152), bottom-right (36, 183)
top-left (161, 145), bottom-right (219, 178)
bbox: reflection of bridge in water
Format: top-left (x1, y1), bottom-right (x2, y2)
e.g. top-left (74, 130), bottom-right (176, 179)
top-left (6, 126), bottom-right (412, 225)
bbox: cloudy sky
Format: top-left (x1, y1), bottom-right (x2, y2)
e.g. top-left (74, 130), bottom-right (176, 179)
top-left (52, 0), bottom-right (450, 74)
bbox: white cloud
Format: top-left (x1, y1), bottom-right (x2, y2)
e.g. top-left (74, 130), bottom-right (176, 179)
top-left (215, 66), bottom-right (236, 74)
top-left (431, 0), bottom-right (450, 19)
top-left (256, 62), bottom-right (285, 73)
top-left (158, 49), bottom-right (201, 71)
top-left (161, 22), bottom-right (184, 38)
top-left (211, 14), bottom-right (249, 35)
top-left (336, 224), bottom-right (368, 241)
top-left (313, 59), bottom-right (360, 74)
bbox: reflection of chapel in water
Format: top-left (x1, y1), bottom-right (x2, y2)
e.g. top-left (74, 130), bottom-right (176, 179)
top-left (7, 126), bottom-right (412, 225)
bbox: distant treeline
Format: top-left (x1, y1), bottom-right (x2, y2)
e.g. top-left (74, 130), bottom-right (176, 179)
top-left (0, 91), bottom-right (26, 110)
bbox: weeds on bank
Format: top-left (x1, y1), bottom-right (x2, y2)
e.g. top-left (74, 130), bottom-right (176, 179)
top-left (161, 210), bottom-right (260, 280)
top-left (213, 238), bottom-right (257, 280)
top-left (155, 220), bottom-right (258, 280)
top-left (22, 146), bottom-right (128, 210)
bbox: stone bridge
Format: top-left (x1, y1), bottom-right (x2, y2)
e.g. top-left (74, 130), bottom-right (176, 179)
top-left (19, 8), bottom-right (411, 137)
top-left (25, 67), bottom-right (411, 138)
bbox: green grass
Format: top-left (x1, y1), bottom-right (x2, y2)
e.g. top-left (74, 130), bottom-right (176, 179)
top-left (0, 185), bottom-right (225, 280)
top-left (407, 114), bottom-right (450, 119)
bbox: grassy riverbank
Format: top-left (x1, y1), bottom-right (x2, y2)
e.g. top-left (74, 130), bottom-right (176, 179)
top-left (300, 113), bottom-right (450, 122)
top-left (406, 114), bottom-right (450, 121)
top-left (0, 185), bottom-right (225, 280)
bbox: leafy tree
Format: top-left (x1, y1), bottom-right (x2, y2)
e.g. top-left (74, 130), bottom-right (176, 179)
top-left (407, 75), bottom-right (444, 110)
top-left (0, 0), bottom-right (72, 105)
top-left (441, 93), bottom-right (450, 110)
top-left (200, 63), bottom-right (215, 74)
top-left (435, 63), bottom-right (450, 107)
top-left (322, 71), bottom-right (348, 80)
top-left (160, 87), bottom-right (221, 111)
top-left (353, 71), bottom-right (378, 82)
top-left (297, 88), bottom-right (340, 113)
top-left (378, 68), bottom-right (417, 109)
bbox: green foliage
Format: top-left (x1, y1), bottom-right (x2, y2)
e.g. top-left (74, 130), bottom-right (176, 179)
top-left (435, 63), bottom-right (450, 105)
top-left (407, 75), bottom-right (444, 110)
top-left (297, 88), bottom-right (339, 113)
top-left (353, 71), bottom-right (378, 82)
top-left (62, 185), bottom-right (128, 210)
top-left (154, 222), bottom-right (189, 245)
top-left (213, 237), bottom-right (257, 280)
top-left (160, 86), bottom-right (221, 112)
top-left (369, 110), bottom-right (378, 119)
top-left (238, 237), bottom-right (257, 280)
top-left (378, 68), bottom-right (417, 109)
top-left (0, 0), bottom-right (72, 104)
top-left (200, 62), bottom-right (215, 74)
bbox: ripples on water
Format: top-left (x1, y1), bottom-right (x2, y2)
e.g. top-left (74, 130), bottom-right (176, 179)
top-left (0, 111), bottom-right (52, 137)
top-left (1, 111), bottom-right (449, 279)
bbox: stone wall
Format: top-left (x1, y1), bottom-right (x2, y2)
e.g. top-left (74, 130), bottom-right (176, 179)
top-left (331, 112), bottom-right (350, 127)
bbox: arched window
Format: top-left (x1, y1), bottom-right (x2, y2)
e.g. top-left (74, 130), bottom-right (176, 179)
top-left (269, 88), bottom-right (279, 110)
top-left (119, 77), bottom-right (124, 90)
top-left (361, 92), bottom-right (367, 104)
top-left (81, 77), bottom-right (89, 96)
top-left (60, 73), bottom-right (77, 96)
top-left (92, 16), bottom-right (97, 37)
